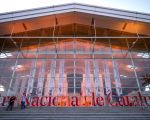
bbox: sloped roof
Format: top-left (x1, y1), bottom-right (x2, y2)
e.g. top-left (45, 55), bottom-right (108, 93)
top-left (0, 3), bottom-right (150, 36)
top-left (0, 3), bottom-right (150, 23)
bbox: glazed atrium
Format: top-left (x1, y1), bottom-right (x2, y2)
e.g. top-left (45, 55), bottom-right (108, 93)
top-left (0, 3), bottom-right (150, 106)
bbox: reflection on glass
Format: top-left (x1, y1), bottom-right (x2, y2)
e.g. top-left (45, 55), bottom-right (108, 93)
top-left (0, 38), bottom-right (149, 101)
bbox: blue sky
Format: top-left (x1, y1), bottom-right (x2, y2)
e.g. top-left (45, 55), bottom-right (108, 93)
top-left (0, 0), bottom-right (150, 14)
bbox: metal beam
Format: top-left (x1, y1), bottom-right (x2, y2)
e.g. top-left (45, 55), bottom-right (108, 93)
top-left (0, 36), bottom-right (150, 39)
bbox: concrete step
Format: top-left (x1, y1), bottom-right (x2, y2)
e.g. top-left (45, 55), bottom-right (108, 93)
top-left (1, 107), bottom-right (149, 113)
top-left (0, 107), bottom-right (150, 120)
top-left (0, 115), bottom-right (150, 120)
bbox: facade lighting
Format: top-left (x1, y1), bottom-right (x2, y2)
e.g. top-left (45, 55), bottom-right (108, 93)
top-left (137, 53), bottom-right (150, 58)
top-left (0, 85), bottom-right (4, 92)
top-left (145, 85), bottom-right (150, 91)
top-left (120, 75), bottom-right (127, 78)
top-left (0, 53), bottom-right (12, 58)
top-left (11, 65), bottom-right (23, 70)
top-left (127, 65), bottom-right (137, 70)
top-left (20, 75), bottom-right (30, 78)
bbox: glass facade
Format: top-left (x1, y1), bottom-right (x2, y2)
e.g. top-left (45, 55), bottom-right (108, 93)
top-left (0, 37), bottom-right (150, 106)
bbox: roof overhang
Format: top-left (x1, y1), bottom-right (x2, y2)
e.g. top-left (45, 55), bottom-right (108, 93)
top-left (0, 3), bottom-right (150, 23)
top-left (0, 3), bottom-right (150, 36)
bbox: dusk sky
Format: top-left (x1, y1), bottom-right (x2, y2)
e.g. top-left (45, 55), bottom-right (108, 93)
top-left (0, 0), bottom-right (150, 14)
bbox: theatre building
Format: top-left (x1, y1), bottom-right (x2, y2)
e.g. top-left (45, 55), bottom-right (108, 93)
top-left (0, 3), bottom-right (150, 115)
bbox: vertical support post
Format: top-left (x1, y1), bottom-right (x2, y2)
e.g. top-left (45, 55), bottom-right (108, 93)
top-left (73, 39), bottom-right (76, 96)
top-left (126, 39), bottom-right (141, 92)
top-left (26, 39), bottom-right (40, 96)
top-left (7, 39), bottom-right (23, 96)
top-left (109, 39), bottom-right (122, 96)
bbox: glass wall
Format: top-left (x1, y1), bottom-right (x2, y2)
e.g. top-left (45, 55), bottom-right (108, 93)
top-left (0, 38), bottom-right (150, 106)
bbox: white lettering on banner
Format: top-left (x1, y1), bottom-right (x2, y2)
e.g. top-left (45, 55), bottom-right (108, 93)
top-left (85, 61), bottom-right (92, 96)
top-left (36, 59), bottom-right (46, 96)
top-left (104, 60), bottom-right (112, 99)
top-left (26, 60), bottom-right (37, 95)
top-left (47, 60), bottom-right (56, 96)
top-left (58, 60), bottom-right (65, 96)
top-left (112, 60), bottom-right (122, 96)
top-left (93, 60), bottom-right (101, 96)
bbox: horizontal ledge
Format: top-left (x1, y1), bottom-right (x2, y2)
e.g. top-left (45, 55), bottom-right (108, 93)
top-left (0, 36), bottom-right (150, 39)
top-left (0, 58), bottom-right (149, 59)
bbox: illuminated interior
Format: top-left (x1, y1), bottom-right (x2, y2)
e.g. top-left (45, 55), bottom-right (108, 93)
top-left (0, 4), bottom-right (150, 106)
